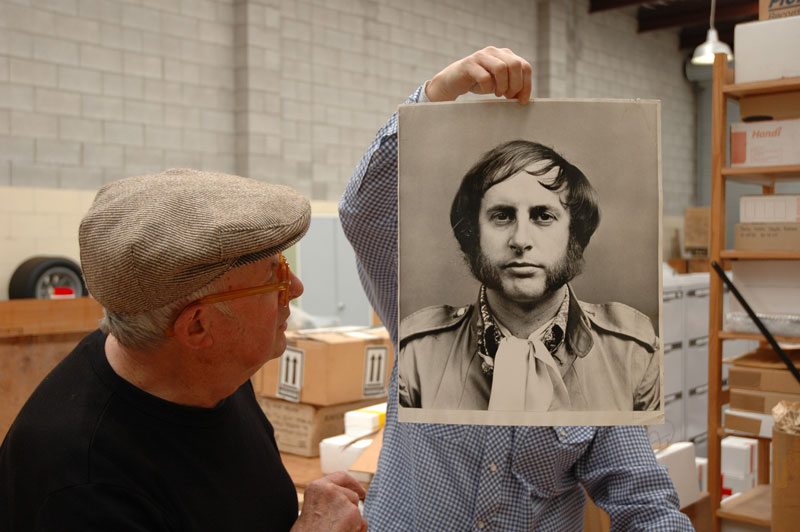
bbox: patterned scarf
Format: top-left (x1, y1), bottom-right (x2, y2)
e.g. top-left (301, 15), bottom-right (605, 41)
top-left (476, 285), bottom-right (569, 377)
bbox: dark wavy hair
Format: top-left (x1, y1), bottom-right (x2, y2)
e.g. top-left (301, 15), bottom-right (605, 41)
top-left (450, 140), bottom-right (600, 264)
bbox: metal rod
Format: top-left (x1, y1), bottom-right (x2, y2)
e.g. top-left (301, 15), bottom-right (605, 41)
top-left (711, 261), bottom-right (800, 385)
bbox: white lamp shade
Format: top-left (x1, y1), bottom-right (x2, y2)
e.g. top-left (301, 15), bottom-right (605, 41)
top-left (691, 28), bottom-right (733, 65)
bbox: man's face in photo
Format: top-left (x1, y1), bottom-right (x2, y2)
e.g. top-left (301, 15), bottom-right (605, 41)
top-left (475, 162), bottom-right (576, 305)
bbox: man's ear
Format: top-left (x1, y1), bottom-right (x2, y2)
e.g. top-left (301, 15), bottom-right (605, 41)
top-left (171, 305), bottom-right (214, 349)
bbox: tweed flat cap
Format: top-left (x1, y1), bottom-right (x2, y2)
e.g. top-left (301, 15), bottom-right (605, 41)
top-left (79, 168), bottom-right (311, 313)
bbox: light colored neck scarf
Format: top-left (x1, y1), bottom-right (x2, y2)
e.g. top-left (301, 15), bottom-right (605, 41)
top-left (487, 317), bottom-right (571, 412)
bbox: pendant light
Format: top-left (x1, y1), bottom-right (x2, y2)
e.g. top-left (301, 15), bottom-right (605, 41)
top-left (691, 0), bottom-right (734, 65)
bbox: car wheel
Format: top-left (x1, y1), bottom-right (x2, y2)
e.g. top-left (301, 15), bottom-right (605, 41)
top-left (8, 256), bottom-right (87, 299)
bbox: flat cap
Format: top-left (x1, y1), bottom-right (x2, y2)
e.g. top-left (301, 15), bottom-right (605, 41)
top-left (79, 168), bottom-right (311, 313)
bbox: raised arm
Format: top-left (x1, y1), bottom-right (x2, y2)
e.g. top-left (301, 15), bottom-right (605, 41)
top-left (338, 47), bottom-right (532, 342)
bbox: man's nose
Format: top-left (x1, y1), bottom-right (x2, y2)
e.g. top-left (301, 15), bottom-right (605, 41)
top-left (288, 271), bottom-right (304, 300)
top-left (508, 221), bottom-right (534, 252)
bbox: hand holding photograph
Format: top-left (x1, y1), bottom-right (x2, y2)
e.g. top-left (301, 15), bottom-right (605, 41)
top-left (397, 99), bottom-right (663, 426)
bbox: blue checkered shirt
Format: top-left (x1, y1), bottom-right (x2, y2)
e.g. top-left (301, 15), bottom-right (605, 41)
top-left (338, 85), bottom-right (694, 532)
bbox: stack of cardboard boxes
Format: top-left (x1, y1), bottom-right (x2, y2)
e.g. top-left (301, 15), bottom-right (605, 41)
top-left (251, 326), bottom-right (393, 457)
top-left (724, 347), bottom-right (800, 439)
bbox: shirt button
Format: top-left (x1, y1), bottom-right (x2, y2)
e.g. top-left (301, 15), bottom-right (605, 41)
top-left (559, 428), bottom-right (566, 436)
top-left (477, 521), bottom-right (485, 529)
top-left (489, 463), bottom-right (498, 472)
top-left (455, 307), bottom-right (466, 317)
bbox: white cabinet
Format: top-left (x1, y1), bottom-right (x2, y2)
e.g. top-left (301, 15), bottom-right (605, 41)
top-left (294, 214), bottom-right (373, 327)
top-left (653, 273), bottom-right (715, 453)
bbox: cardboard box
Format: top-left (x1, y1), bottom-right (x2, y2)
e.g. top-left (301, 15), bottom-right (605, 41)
top-left (722, 436), bottom-right (758, 478)
top-left (684, 207), bottom-right (710, 252)
top-left (730, 119), bottom-right (800, 167)
top-left (688, 258), bottom-right (710, 273)
top-left (740, 195), bottom-right (800, 223)
top-left (724, 409), bottom-right (774, 438)
top-left (772, 427), bottom-right (800, 531)
top-left (256, 327), bottom-right (394, 405)
top-left (344, 402), bottom-right (386, 437)
top-left (760, 0), bottom-right (800, 20)
top-left (729, 366), bottom-right (800, 395)
top-left (734, 223), bottom-right (800, 251)
top-left (349, 428), bottom-right (383, 484)
top-left (729, 260), bottom-right (800, 317)
top-left (735, 17), bottom-right (800, 83)
top-left (740, 91), bottom-right (800, 121)
top-left (319, 434), bottom-right (374, 475)
top-left (730, 388), bottom-right (800, 413)
top-left (256, 396), bottom-right (383, 457)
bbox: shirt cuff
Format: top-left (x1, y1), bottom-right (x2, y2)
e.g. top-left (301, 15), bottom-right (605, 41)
top-left (419, 81), bottom-right (431, 103)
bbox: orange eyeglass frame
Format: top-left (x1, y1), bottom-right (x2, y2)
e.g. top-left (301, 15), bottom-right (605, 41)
top-left (164, 253), bottom-right (291, 337)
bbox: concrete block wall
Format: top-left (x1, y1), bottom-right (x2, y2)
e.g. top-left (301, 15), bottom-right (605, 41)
top-left (1, 0), bottom-right (696, 298)
top-left (1, 0), bottom-right (238, 189)
top-left (536, 0), bottom-right (696, 216)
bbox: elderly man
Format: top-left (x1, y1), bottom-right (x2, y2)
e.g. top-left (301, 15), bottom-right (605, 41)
top-left (339, 47), bottom-right (692, 530)
top-left (0, 169), bottom-right (366, 532)
top-left (399, 139), bottom-right (660, 412)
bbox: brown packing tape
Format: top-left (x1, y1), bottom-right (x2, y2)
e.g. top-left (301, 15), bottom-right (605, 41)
top-left (725, 413), bottom-right (764, 436)
top-left (729, 368), bottom-right (763, 389)
top-left (731, 389), bottom-right (800, 414)
top-left (729, 367), bottom-right (800, 394)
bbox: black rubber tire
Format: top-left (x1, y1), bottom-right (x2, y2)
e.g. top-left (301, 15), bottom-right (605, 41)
top-left (8, 256), bottom-right (87, 299)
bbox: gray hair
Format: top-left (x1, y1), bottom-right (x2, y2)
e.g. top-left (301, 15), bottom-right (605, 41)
top-left (100, 277), bottom-right (233, 352)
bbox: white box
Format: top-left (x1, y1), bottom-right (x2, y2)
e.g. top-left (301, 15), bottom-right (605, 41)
top-left (721, 436), bottom-right (758, 478)
top-left (695, 456), bottom-right (708, 493)
top-left (740, 194), bottom-right (800, 223)
top-left (721, 471), bottom-right (756, 499)
top-left (319, 434), bottom-right (374, 475)
top-left (729, 260), bottom-right (800, 317)
top-left (655, 442), bottom-right (702, 507)
top-left (730, 119), bottom-right (800, 167)
top-left (344, 402), bottom-right (386, 437)
top-left (734, 17), bottom-right (800, 84)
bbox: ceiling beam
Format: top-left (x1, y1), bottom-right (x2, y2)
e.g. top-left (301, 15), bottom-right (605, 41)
top-left (589, 0), bottom-right (653, 13)
top-left (639, 1), bottom-right (759, 33)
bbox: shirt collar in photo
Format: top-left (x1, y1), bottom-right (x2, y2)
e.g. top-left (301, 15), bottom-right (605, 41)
top-left (476, 284), bottom-right (569, 377)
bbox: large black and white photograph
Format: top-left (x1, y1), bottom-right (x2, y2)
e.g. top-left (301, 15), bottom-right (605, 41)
top-left (398, 99), bottom-right (663, 426)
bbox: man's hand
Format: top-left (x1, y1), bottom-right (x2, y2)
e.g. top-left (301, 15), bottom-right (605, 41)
top-left (425, 46), bottom-right (532, 104)
top-left (291, 471), bottom-right (367, 532)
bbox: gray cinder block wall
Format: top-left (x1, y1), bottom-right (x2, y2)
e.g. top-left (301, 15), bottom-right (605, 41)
top-left (1, 0), bottom-right (694, 208)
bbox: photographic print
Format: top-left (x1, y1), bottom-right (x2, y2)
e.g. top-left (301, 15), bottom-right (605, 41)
top-left (398, 99), bottom-right (663, 426)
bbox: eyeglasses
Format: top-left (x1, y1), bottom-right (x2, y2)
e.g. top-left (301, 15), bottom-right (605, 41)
top-left (165, 253), bottom-right (292, 337)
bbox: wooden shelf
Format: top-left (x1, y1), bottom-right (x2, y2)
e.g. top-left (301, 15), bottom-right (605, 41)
top-left (707, 54), bottom-right (794, 532)
top-left (718, 330), bottom-right (800, 344)
top-left (723, 76), bottom-right (800, 99)
top-left (720, 250), bottom-right (800, 261)
top-left (722, 164), bottom-right (800, 185)
top-left (717, 484), bottom-right (771, 527)
top-left (716, 427), bottom-right (773, 442)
